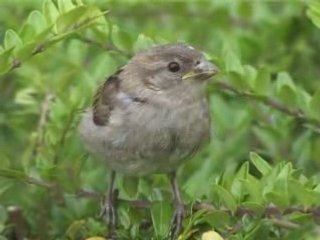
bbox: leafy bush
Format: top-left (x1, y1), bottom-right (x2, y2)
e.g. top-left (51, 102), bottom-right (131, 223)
top-left (0, 0), bottom-right (320, 239)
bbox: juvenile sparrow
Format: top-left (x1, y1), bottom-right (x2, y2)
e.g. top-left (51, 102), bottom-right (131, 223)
top-left (79, 43), bottom-right (218, 238)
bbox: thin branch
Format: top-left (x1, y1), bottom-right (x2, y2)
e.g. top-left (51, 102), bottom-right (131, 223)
top-left (76, 189), bottom-right (103, 198)
top-left (271, 218), bottom-right (300, 229)
top-left (23, 176), bottom-right (320, 220)
top-left (76, 36), bottom-right (131, 57)
top-left (53, 107), bottom-right (76, 164)
top-left (13, 175), bottom-right (320, 233)
top-left (213, 80), bottom-right (320, 131)
top-left (32, 92), bottom-right (55, 158)
top-left (6, 8), bottom-right (109, 74)
top-left (31, 43), bottom-right (46, 55)
top-left (26, 176), bottom-right (55, 190)
top-left (76, 36), bottom-right (110, 50)
top-left (9, 43), bottom-right (47, 72)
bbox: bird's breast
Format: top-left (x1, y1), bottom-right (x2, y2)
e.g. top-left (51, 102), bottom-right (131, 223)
top-left (79, 87), bottom-right (211, 175)
top-left (119, 95), bottom-right (211, 156)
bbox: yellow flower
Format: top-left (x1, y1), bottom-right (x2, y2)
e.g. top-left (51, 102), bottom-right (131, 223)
top-left (201, 230), bottom-right (224, 240)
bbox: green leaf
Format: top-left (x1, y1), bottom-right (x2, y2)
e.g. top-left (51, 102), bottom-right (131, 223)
top-left (4, 29), bottom-right (23, 50)
top-left (204, 210), bottom-right (231, 229)
top-left (0, 205), bottom-right (7, 223)
top-left (14, 88), bottom-right (38, 105)
top-left (16, 42), bottom-right (38, 60)
top-left (223, 46), bottom-right (243, 75)
top-left (241, 202), bottom-right (264, 216)
top-left (250, 152), bottom-right (271, 176)
top-left (89, 53), bottom-right (119, 80)
top-left (231, 162), bottom-right (249, 201)
top-left (0, 168), bottom-right (27, 181)
top-left (0, 48), bottom-right (14, 74)
top-left (264, 191), bottom-right (288, 208)
top-left (56, 6), bottom-right (89, 33)
top-left (150, 201), bottom-right (172, 238)
top-left (83, 218), bottom-right (104, 236)
top-left (242, 176), bottom-right (263, 202)
top-left (111, 25), bottom-right (134, 52)
top-left (254, 67), bottom-right (271, 95)
top-left (228, 72), bottom-right (249, 90)
top-left (244, 219), bottom-right (272, 240)
top-left (289, 179), bottom-right (320, 206)
top-left (121, 176), bottom-right (139, 198)
top-left (42, 0), bottom-right (60, 26)
top-left (117, 205), bottom-right (131, 229)
top-left (56, 5), bottom-right (104, 34)
top-left (65, 219), bottom-right (86, 239)
top-left (27, 11), bottom-right (48, 34)
top-left (34, 26), bottom-right (54, 44)
top-left (236, 161), bottom-right (249, 179)
top-left (212, 184), bottom-right (237, 212)
top-left (57, 0), bottom-right (76, 13)
top-left (19, 23), bottom-right (37, 43)
top-left (275, 72), bottom-right (297, 107)
top-left (180, 209), bottom-right (210, 239)
top-left (133, 34), bottom-right (155, 52)
top-left (296, 88), bottom-right (311, 114)
top-left (265, 162), bottom-right (292, 207)
top-left (242, 65), bottom-right (257, 89)
top-left (74, 0), bottom-right (84, 5)
top-left (307, 0), bottom-right (320, 28)
top-left (309, 88), bottom-right (320, 119)
top-left (90, 24), bottom-right (110, 43)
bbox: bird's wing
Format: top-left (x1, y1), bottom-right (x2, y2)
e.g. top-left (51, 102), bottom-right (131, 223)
top-left (92, 69), bottom-right (123, 126)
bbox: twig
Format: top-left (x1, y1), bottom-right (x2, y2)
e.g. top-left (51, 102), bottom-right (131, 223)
top-left (53, 108), bottom-right (76, 164)
top-left (213, 80), bottom-right (320, 131)
top-left (6, 8), bottom-right (109, 74)
top-left (76, 189), bottom-right (103, 198)
top-left (11, 175), bottom-right (320, 233)
top-left (26, 176), bottom-right (55, 190)
top-left (271, 218), bottom-right (300, 229)
top-left (76, 36), bottom-right (109, 50)
top-left (9, 44), bottom-right (47, 72)
top-left (76, 36), bottom-right (131, 57)
top-left (32, 93), bottom-right (55, 158)
top-left (23, 176), bottom-right (320, 221)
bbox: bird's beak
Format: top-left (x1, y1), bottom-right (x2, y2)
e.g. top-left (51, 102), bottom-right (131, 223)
top-left (182, 60), bottom-right (219, 81)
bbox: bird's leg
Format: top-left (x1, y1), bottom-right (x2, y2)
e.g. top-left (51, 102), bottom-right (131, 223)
top-left (168, 171), bottom-right (185, 239)
top-left (100, 171), bottom-right (117, 238)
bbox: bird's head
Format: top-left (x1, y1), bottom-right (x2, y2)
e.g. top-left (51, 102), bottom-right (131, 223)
top-left (123, 43), bottom-right (219, 91)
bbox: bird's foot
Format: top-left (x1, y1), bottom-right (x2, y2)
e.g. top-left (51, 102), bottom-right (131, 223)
top-left (100, 197), bottom-right (117, 239)
top-left (169, 203), bottom-right (185, 240)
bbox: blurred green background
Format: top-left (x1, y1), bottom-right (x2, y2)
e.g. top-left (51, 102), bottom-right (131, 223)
top-left (1, 0), bottom-right (320, 239)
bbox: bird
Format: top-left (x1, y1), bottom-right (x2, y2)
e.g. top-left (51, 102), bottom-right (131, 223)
top-left (78, 43), bottom-right (219, 239)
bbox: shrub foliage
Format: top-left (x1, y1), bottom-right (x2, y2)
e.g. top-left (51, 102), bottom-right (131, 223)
top-left (0, 0), bottom-right (320, 239)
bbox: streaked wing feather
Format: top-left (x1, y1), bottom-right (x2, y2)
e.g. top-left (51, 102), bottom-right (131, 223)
top-left (92, 69), bottom-right (123, 126)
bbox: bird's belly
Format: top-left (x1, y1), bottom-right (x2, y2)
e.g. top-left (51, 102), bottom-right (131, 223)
top-left (79, 100), bottom-right (210, 176)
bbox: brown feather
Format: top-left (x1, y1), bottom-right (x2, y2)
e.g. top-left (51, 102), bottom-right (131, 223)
top-left (92, 69), bottom-right (122, 126)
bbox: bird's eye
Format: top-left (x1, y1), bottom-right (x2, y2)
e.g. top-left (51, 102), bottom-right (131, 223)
top-left (168, 61), bottom-right (180, 72)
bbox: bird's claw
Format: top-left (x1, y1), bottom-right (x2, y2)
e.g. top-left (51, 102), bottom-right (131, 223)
top-left (100, 198), bottom-right (117, 239)
top-left (169, 203), bottom-right (185, 239)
